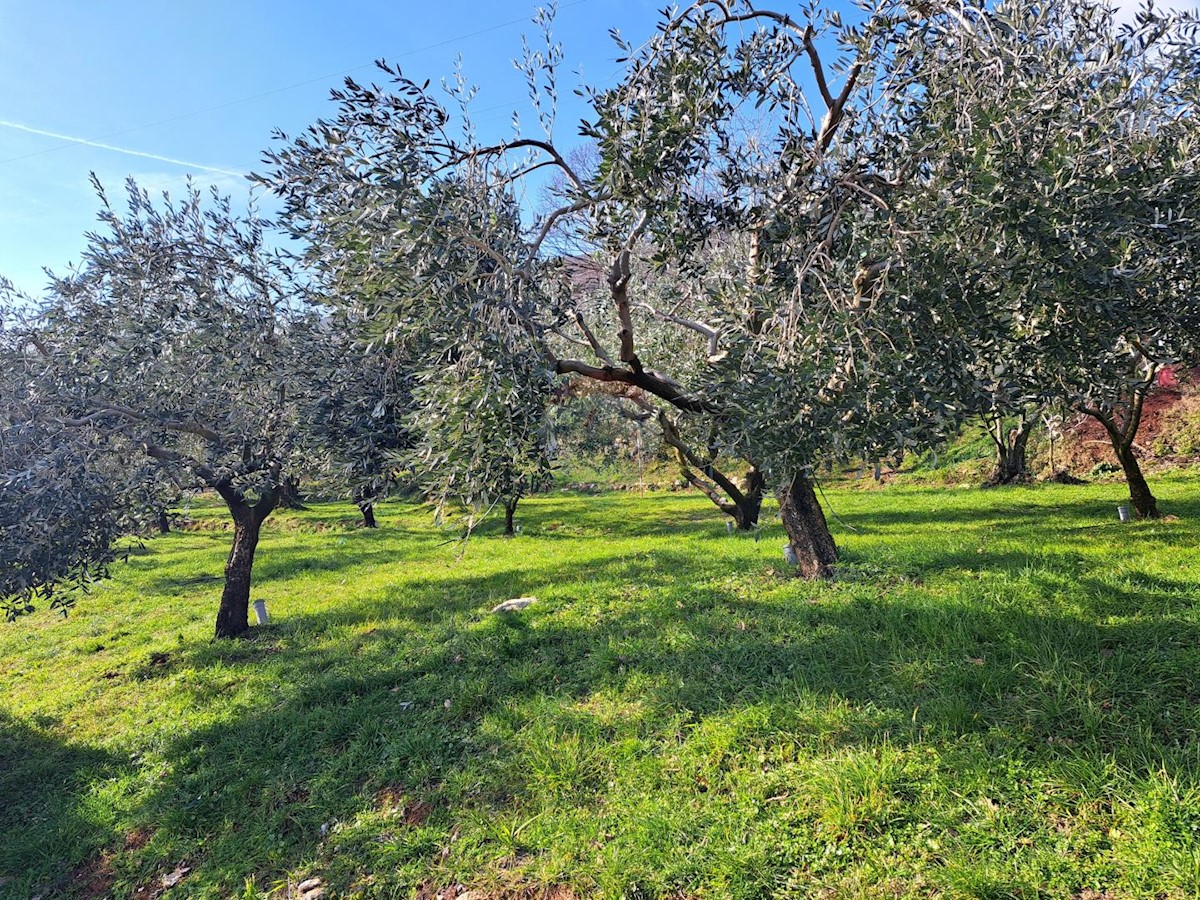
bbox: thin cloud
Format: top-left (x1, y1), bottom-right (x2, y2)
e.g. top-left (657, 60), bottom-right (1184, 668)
top-left (0, 120), bottom-right (245, 178)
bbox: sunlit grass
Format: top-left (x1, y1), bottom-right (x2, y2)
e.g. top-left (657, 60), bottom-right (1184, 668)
top-left (2, 475), bottom-right (1200, 898)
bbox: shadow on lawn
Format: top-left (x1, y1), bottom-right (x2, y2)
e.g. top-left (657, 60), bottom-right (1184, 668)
top-left (111, 547), bottom-right (1200, 896)
top-left (28, 488), bottom-right (1200, 897)
top-left (0, 711), bottom-right (125, 899)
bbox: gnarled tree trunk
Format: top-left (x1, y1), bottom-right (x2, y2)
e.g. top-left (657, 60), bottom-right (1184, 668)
top-left (156, 508), bottom-right (171, 535)
top-left (985, 414), bottom-right (1033, 486)
top-left (213, 482), bottom-right (281, 639)
top-left (359, 502), bottom-right (377, 528)
top-left (278, 475), bottom-right (308, 511)
top-left (503, 498), bottom-right (518, 536)
top-left (778, 473), bottom-right (838, 579)
top-left (736, 468), bottom-right (765, 531)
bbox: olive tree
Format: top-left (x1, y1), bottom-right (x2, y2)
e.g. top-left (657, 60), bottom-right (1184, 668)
top-left (259, 1), bottom-right (983, 577)
top-left (0, 305), bottom-right (135, 620)
top-left (899, 0), bottom-right (1200, 516)
top-left (2, 178), bottom-right (319, 637)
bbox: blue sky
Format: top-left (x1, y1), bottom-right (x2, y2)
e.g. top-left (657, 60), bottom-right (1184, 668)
top-left (0, 0), bottom-right (669, 295)
top-left (2, 0), bottom-right (1195, 297)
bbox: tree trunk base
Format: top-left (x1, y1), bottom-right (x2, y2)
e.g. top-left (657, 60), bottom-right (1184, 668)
top-left (359, 503), bottom-right (377, 528)
top-left (983, 469), bottom-right (1032, 488)
top-left (778, 474), bottom-right (838, 579)
top-left (1116, 449), bottom-right (1160, 519)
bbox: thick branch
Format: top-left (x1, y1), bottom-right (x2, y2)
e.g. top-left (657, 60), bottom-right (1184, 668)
top-left (554, 358), bottom-right (718, 414)
top-left (658, 411), bottom-right (746, 507)
top-left (64, 402), bottom-right (222, 443)
top-left (800, 26), bottom-right (834, 109)
top-left (1123, 364), bottom-right (1159, 445)
top-left (609, 249), bottom-right (638, 367)
top-left (816, 58), bottom-right (865, 153)
top-left (141, 441), bottom-right (220, 489)
top-left (1075, 404), bottom-right (1125, 447)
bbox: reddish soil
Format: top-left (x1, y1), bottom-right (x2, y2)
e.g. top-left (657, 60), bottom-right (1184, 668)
top-left (1063, 385), bottom-right (1188, 469)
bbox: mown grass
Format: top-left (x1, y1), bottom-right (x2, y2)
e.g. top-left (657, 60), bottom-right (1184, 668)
top-left (2, 476), bottom-right (1200, 899)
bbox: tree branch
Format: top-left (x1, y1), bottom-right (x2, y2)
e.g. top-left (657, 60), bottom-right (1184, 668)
top-left (554, 358), bottom-right (717, 414)
top-left (140, 441), bottom-right (221, 489)
top-left (657, 410), bottom-right (746, 508)
top-left (462, 138), bottom-right (586, 192)
top-left (639, 302), bottom-right (722, 360)
top-left (64, 402), bottom-right (222, 443)
top-left (574, 308), bottom-right (617, 366)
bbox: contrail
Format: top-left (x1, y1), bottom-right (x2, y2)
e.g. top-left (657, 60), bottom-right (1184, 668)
top-left (0, 120), bottom-right (245, 177)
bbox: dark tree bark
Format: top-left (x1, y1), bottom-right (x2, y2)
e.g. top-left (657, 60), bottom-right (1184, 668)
top-left (503, 498), bottom-right (518, 536)
top-left (735, 467), bottom-right (765, 530)
top-left (985, 414), bottom-right (1033, 486)
top-left (359, 502), bottom-right (377, 528)
top-left (1115, 444), bottom-right (1159, 519)
top-left (278, 475), bottom-right (308, 511)
top-left (212, 482), bottom-right (281, 639)
top-left (778, 473), bottom-right (838, 579)
top-left (156, 508), bottom-right (171, 534)
top-left (1078, 374), bottom-right (1160, 519)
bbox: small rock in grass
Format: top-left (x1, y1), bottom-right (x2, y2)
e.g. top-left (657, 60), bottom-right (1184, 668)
top-left (297, 876), bottom-right (324, 899)
top-left (160, 865), bottom-right (191, 889)
top-left (491, 597), bottom-right (536, 613)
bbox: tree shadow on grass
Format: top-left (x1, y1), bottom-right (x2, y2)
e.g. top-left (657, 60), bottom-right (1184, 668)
top-left (0, 711), bottom-right (125, 899)
top-left (24, 486), bottom-right (1200, 897)
top-left (109, 552), bottom-right (1200, 897)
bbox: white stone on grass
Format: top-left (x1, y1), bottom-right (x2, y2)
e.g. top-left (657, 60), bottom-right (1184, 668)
top-left (491, 597), bottom-right (536, 613)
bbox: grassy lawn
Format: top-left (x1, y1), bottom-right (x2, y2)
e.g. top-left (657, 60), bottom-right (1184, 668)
top-left (3, 476), bottom-right (1200, 898)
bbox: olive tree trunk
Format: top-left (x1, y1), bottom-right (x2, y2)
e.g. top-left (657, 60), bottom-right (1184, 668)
top-left (278, 475), bottom-right (308, 511)
top-left (1078, 383), bottom-right (1160, 519)
top-left (778, 473), bottom-right (838, 579)
top-left (359, 502), bottom-right (377, 528)
top-left (985, 415), bottom-right (1033, 486)
top-left (1115, 444), bottom-right (1159, 519)
top-left (735, 468), bottom-right (766, 531)
top-left (213, 483), bottom-right (281, 638)
top-left (504, 498), bottom-right (518, 536)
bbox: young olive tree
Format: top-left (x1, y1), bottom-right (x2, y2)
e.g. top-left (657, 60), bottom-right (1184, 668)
top-left (898, 0), bottom-right (1200, 516)
top-left (3, 178), bottom-right (319, 637)
top-left (411, 341), bottom-right (554, 536)
top-left (306, 309), bottom-right (415, 528)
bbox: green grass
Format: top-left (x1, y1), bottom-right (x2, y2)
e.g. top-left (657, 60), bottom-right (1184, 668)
top-left (3, 477), bottom-right (1200, 898)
